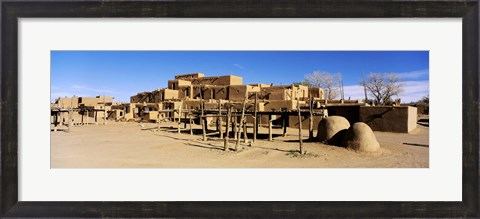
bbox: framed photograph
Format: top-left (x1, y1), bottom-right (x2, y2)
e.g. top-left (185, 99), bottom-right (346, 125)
top-left (2, 0), bottom-right (478, 218)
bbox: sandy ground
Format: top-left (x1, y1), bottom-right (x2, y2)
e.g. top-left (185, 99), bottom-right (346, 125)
top-left (51, 121), bottom-right (429, 168)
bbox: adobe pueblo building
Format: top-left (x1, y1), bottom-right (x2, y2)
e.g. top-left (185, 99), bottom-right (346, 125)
top-left (51, 73), bottom-right (418, 149)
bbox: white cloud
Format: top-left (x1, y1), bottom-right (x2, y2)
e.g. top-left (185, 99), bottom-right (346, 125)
top-left (399, 80), bottom-right (429, 103)
top-left (343, 80), bottom-right (428, 103)
top-left (397, 69), bottom-right (429, 80)
top-left (233, 64), bottom-right (245, 70)
top-left (343, 85), bottom-right (366, 100)
top-left (71, 85), bottom-right (117, 94)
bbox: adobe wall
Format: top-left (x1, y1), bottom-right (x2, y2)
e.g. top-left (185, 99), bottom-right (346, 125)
top-left (226, 75), bottom-right (243, 85)
top-left (326, 105), bottom-right (360, 125)
top-left (164, 89), bottom-right (179, 100)
top-left (130, 92), bottom-right (150, 103)
top-left (54, 97), bottom-right (80, 108)
top-left (213, 86), bottom-right (229, 100)
top-left (288, 115), bottom-right (322, 130)
top-left (359, 106), bottom-right (417, 133)
top-left (175, 72), bottom-right (205, 80)
top-left (292, 85), bottom-right (309, 100)
top-left (228, 85), bottom-right (249, 101)
top-left (262, 100), bottom-right (298, 111)
top-left (308, 87), bottom-right (324, 99)
top-left (151, 90), bottom-right (163, 103)
top-left (177, 86), bottom-right (192, 99)
top-left (168, 79), bottom-right (192, 90)
top-left (190, 75), bottom-right (243, 86)
top-left (407, 106), bottom-right (418, 132)
top-left (260, 86), bottom-right (288, 100)
top-left (141, 111), bottom-right (159, 122)
top-left (95, 96), bottom-right (113, 103)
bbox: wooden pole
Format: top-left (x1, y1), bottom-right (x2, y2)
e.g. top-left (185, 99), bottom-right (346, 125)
top-left (236, 93), bottom-right (248, 150)
top-left (297, 97), bottom-right (303, 154)
top-left (233, 110), bottom-right (237, 140)
top-left (200, 86), bottom-right (207, 141)
top-left (362, 71), bottom-right (368, 103)
top-left (177, 101), bottom-right (183, 134)
top-left (53, 113), bottom-right (58, 132)
top-left (189, 110), bottom-right (193, 135)
top-left (309, 97), bottom-right (314, 140)
top-left (157, 109), bottom-right (161, 131)
top-left (184, 104), bottom-right (188, 129)
top-left (224, 106), bottom-right (231, 151)
top-left (268, 114), bottom-right (273, 141)
top-left (253, 92), bottom-right (258, 143)
top-left (68, 96), bottom-right (73, 132)
top-left (68, 109), bottom-right (71, 132)
top-left (103, 95), bottom-right (107, 125)
top-left (218, 100), bottom-right (223, 139)
top-left (243, 120), bottom-right (248, 143)
top-left (86, 110), bottom-right (89, 126)
top-left (282, 112), bottom-right (287, 137)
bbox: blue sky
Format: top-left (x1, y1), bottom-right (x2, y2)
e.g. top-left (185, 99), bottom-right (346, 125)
top-left (51, 51), bottom-right (428, 103)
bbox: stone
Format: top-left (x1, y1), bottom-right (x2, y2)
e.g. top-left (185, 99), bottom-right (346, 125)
top-left (342, 122), bottom-right (380, 152)
top-left (316, 116), bottom-right (350, 145)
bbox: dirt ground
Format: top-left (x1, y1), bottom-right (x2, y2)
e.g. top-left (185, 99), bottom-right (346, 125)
top-left (51, 121), bottom-right (429, 168)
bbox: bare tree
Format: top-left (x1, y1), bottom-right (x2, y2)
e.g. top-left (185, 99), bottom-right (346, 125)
top-left (293, 79), bottom-right (311, 86)
top-left (361, 73), bottom-right (404, 105)
top-left (305, 71), bottom-right (342, 100)
top-left (418, 95), bottom-right (429, 104)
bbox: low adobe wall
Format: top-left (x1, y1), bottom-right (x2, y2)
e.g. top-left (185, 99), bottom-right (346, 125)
top-left (359, 106), bottom-right (417, 133)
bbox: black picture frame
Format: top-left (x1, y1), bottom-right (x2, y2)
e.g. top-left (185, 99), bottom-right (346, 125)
top-left (1, 0), bottom-right (479, 218)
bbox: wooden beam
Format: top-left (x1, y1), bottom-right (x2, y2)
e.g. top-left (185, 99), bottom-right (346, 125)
top-left (218, 100), bottom-right (223, 139)
top-left (309, 97), bottom-right (314, 140)
top-left (268, 114), bottom-right (273, 141)
top-left (189, 110), bottom-right (193, 136)
top-left (233, 110), bottom-right (237, 140)
top-left (200, 86), bottom-right (207, 141)
top-left (297, 97), bottom-right (303, 154)
top-left (236, 93), bottom-right (247, 151)
top-left (253, 92), bottom-right (258, 143)
top-left (177, 101), bottom-right (183, 134)
top-left (224, 106), bottom-right (231, 151)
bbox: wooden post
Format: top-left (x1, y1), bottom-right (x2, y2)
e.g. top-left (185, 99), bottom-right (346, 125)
top-left (173, 107), bottom-right (176, 124)
top-left (86, 110), bottom-right (89, 126)
top-left (80, 110), bottom-right (84, 126)
top-left (68, 109), bottom-right (72, 132)
top-left (224, 106), bottom-right (231, 151)
top-left (189, 110), bottom-right (193, 135)
top-left (157, 109), bottom-right (161, 131)
top-left (297, 97), bottom-right (303, 154)
top-left (200, 86), bottom-right (207, 141)
top-left (218, 100), bottom-right (223, 139)
top-left (243, 120), bottom-right (248, 143)
top-left (282, 112), bottom-right (287, 137)
top-left (253, 92), bottom-right (258, 143)
top-left (268, 114), bottom-right (273, 141)
top-left (233, 110), bottom-right (237, 140)
top-left (53, 113), bottom-right (58, 132)
top-left (236, 93), bottom-right (248, 150)
top-left (184, 104), bottom-right (188, 129)
top-left (177, 101), bottom-right (183, 134)
top-left (103, 95), bottom-right (107, 125)
top-left (309, 97), bottom-right (314, 140)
